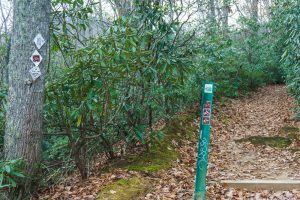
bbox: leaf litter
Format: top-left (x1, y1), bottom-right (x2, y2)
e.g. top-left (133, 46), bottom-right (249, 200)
top-left (38, 85), bottom-right (300, 199)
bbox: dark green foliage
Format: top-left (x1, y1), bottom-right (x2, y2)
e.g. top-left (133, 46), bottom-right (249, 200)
top-left (103, 113), bottom-right (196, 173)
top-left (195, 18), bottom-right (284, 98)
top-left (0, 159), bottom-right (25, 189)
top-left (44, 3), bottom-right (196, 179)
top-left (0, 34), bottom-right (10, 82)
top-left (276, 0), bottom-right (300, 117)
top-left (0, 85), bottom-right (7, 157)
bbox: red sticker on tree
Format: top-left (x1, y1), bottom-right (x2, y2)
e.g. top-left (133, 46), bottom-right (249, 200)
top-left (33, 55), bottom-right (40, 62)
top-left (30, 50), bottom-right (42, 67)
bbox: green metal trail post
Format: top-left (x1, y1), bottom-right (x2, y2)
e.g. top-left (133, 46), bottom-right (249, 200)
top-left (194, 82), bottom-right (214, 200)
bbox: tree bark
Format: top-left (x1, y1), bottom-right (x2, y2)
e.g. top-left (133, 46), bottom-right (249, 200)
top-left (208, 0), bottom-right (216, 25)
top-left (99, 0), bottom-right (105, 31)
top-left (111, 0), bottom-right (132, 17)
top-left (222, 0), bottom-right (230, 28)
top-left (262, 0), bottom-right (270, 18)
top-left (4, 0), bottom-right (50, 197)
top-left (0, 0), bottom-right (9, 34)
top-left (251, 0), bottom-right (259, 20)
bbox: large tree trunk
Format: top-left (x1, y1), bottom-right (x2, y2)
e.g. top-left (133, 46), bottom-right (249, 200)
top-left (262, 0), bottom-right (271, 18)
top-left (222, 0), bottom-right (230, 28)
top-left (4, 0), bottom-right (50, 198)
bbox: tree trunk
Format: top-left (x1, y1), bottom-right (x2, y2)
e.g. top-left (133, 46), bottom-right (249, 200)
top-left (196, 0), bottom-right (206, 24)
top-left (0, 0), bottom-right (10, 34)
top-left (251, 0), bottom-right (259, 20)
top-left (112, 0), bottom-right (132, 17)
top-left (208, 0), bottom-right (216, 25)
top-left (222, 0), bottom-right (230, 28)
top-left (98, 0), bottom-right (106, 32)
top-left (4, 0), bottom-right (50, 197)
top-left (262, 0), bottom-right (270, 18)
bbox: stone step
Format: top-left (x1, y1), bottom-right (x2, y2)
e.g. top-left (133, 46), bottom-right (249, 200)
top-left (221, 180), bottom-right (300, 191)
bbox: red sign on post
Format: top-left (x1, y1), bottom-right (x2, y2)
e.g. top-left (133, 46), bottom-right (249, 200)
top-left (202, 101), bottom-right (211, 125)
top-left (203, 108), bottom-right (211, 117)
top-left (204, 101), bottom-right (211, 109)
top-left (203, 117), bottom-right (210, 125)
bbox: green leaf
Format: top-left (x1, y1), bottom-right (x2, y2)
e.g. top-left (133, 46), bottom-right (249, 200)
top-left (156, 131), bottom-right (164, 141)
top-left (0, 173), bottom-right (3, 186)
top-left (4, 165), bottom-right (11, 173)
top-left (135, 130), bottom-right (146, 144)
top-left (87, 103), bottom-right (93, 110)
top-left (77, 115), bottom-right (82, 127)
top-left (11, 172), bottom-right (25, 178)
top-left (8, 177), bottom-right (17, 188)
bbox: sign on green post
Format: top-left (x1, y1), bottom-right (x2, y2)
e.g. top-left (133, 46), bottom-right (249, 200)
top-left (194, 82), bottom-right (214, 200)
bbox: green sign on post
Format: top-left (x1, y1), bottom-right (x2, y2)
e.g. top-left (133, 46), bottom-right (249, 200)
top-left (194, 82), bottom-right (214, 200)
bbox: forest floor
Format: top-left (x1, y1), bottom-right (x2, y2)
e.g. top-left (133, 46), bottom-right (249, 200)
top-left (38, 85), bottom-right (300, 200)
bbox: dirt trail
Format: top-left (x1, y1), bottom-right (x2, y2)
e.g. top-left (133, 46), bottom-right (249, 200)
top-left (210, 85), bottom-right (300, 181)
top-left (146, 85), bottom-right (300, 199)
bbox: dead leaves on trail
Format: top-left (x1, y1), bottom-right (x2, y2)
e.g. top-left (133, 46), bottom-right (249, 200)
top-left (38, 85), bottom-right (300, 199)
top-left (209, 85), bottom-right (300, 181)
top-left (38, 169), bottom-right (135, 200)
top-left (145, 85), bottom-right (300, 199)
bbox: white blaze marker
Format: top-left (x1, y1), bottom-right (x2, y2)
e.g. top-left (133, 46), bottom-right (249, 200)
top-left (30, 50), bottom-right (42, 67)
top-left (204, 84), bottom-right (213, 94)
top-left (34, 33), bottom-right (45, 50)
top-left (29, 66), bottom-right (42, 81)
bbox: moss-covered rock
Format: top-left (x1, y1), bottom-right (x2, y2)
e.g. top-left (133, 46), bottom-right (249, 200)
top-left (280, 126), bottom-right (299, 134)
top-left (236, 126), bottom-right (300, 149)
top-left (97, 177), bottom-right (149, 200)
top-left (236, 136), bottom-right (292, 148)
top-left (280, 126), bottom-right (300, 141)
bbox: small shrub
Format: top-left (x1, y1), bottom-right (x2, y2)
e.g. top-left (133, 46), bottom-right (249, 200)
top-left (0, 159), bottom-right (25, 190)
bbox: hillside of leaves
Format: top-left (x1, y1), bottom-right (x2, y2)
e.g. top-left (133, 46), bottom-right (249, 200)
top-left (38, 85), bottom-right (300, 199)
top-left (0, 0), bottom-right (299, 198)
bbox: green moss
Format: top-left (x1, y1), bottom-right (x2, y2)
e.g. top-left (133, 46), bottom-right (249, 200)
top-left (287, 132), bottom-right (300, 141)
top-left (162, 113), bottom-right (198, 141)
top-left (125, 146), bottom-right (178, 172)
top-left (124, 113), bottom-right (197, 172)
top-left (280, 126), bottom-right (300, 141)
top-left (97, 177), bottom-right (149, 200)
top-left (280, 126), bottom-right (300, 134)
top-left (236, 136), bottom-right (292, 148)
